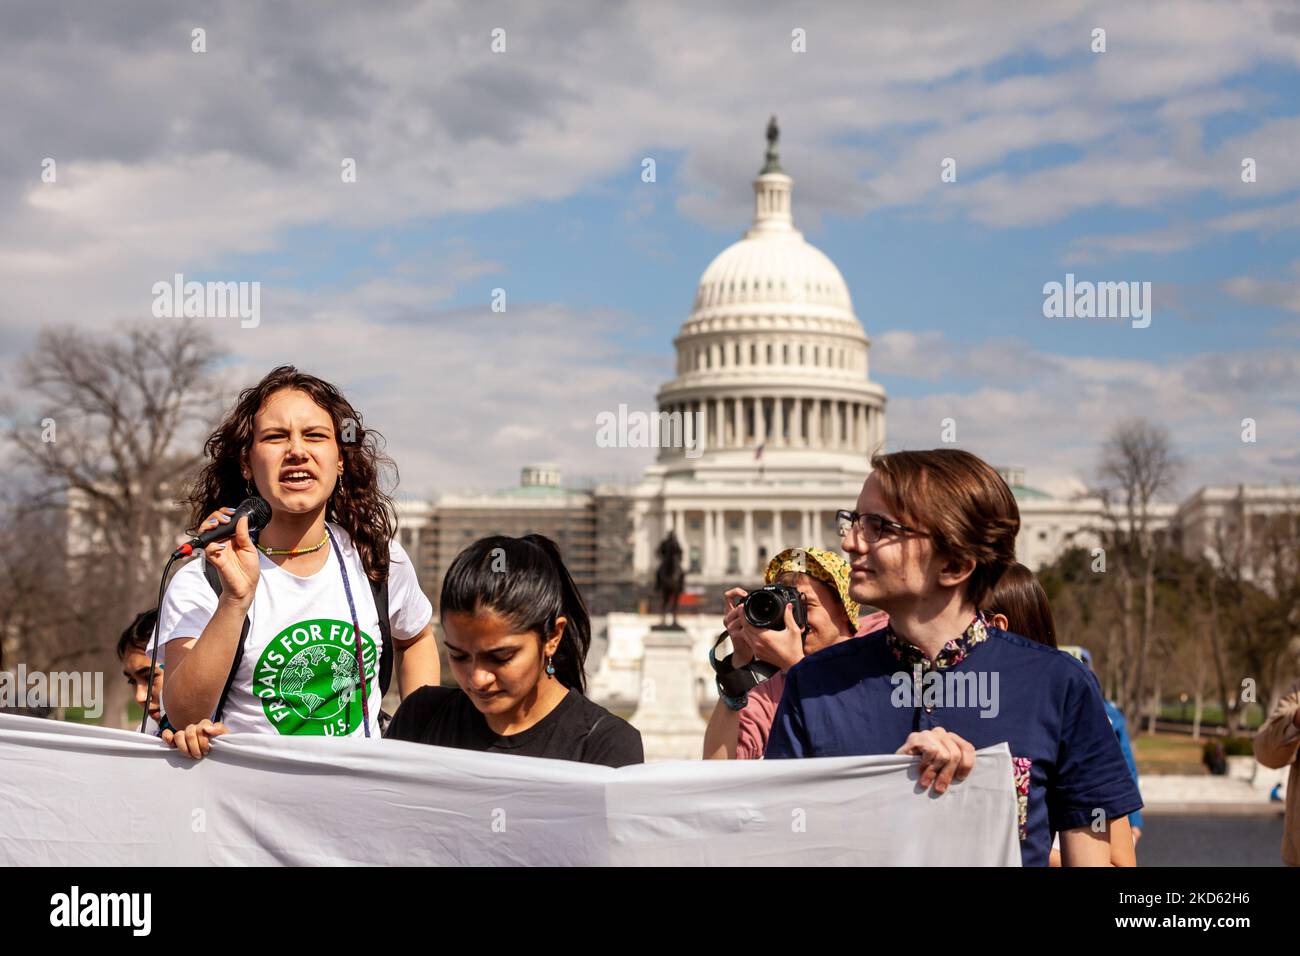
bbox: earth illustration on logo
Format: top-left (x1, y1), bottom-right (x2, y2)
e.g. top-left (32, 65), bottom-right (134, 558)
top-left (253, 618), bottom-right (378, 735)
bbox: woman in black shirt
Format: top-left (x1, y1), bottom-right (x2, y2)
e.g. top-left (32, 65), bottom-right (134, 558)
top-left (386, 534), bottom-right (643, 767)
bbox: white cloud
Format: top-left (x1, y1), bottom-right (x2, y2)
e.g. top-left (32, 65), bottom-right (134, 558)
top-left (1221, 274), bottom-right (1300, 316)
top-left (878, 329), bottom-right (1300, 495)
top-left (3, 0), bottom-right (1300, 497)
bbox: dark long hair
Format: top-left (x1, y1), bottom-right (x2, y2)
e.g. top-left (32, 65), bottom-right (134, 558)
top-left (186, 366), bottom-right (397, 581)
top-left (983, 562), bottom-right (1057, 648)
top-left (439, 534), bottom-right (592, 693)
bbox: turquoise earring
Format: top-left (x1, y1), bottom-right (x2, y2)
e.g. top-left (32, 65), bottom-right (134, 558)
top-left (545, 656), bottom-right (556, 677)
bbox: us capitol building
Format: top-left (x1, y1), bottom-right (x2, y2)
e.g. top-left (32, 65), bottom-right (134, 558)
top-left (392, 121), bottom-right (1298, 719)
top-left (400, 122), bottom-right (892, 618)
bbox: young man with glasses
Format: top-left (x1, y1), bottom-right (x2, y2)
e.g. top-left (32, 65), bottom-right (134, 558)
top-left (766, 449), bottom-right (1142, 867)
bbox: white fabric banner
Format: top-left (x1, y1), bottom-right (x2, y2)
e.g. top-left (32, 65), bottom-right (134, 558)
top-left (0, 714), bottom-right (1021, 866)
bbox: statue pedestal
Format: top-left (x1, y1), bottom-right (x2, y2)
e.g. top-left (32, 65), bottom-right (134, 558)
top-left (629, 624), bottom-right (707, 760)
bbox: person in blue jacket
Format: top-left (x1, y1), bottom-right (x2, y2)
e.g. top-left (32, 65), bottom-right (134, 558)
top-left (1060, 645), bottom-right (1144, 843)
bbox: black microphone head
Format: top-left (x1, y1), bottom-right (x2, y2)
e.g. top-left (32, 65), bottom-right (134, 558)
top-left (235, 496), bottom-right (272, 532)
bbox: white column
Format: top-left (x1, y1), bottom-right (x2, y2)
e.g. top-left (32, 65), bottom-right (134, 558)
top-left (712, 510), bottom-right (723, 576)
top-left (701, 509), bottom-right (714, 576)
top-left (717, 511), bottom-right (728, 574)
top-left (717, 511), bottom-right (728, 573)
top-left (632, 509), bottom-right (647, 573)
top-left (743, 509), bottom-right (755, 575)
top-left (756, 396), bottom-right (767, 445)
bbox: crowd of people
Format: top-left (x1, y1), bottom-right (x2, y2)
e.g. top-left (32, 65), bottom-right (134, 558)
top-left (105, 363), bottom-right (1297, 867)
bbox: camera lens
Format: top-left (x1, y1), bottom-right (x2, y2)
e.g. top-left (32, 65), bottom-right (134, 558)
top-left (745, 590), bottom-right (781, 629)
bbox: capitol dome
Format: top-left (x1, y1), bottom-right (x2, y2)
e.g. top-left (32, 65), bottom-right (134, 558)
top-left (655, 117), bottom-right (886, 472)
top-left (693, 227), bottom-right (854, 315)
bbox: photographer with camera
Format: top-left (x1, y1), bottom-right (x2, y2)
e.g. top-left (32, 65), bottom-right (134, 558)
top-left (703, 547), bottom-right (888, 760)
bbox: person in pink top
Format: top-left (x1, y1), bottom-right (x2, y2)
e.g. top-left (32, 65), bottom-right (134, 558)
top-left (703, 546), bottom-right (889, 759)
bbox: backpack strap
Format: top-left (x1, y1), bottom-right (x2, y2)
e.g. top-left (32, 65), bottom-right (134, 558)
top-left (204, 559), bottom-right (251, 725)
top-left (370, 571), bottom-right (393, 698)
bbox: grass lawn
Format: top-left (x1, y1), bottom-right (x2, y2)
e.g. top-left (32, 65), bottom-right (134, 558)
top-left (1158, 702), bottom-right (1265, 730)
top-left (1133, 733), bottom-right (1211, 775)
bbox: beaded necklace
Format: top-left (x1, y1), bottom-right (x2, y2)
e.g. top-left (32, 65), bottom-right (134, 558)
top-left (257, 532), bottom-right (329, 557)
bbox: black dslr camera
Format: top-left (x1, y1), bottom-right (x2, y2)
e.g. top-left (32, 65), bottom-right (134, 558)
top-left (710, 584), bottom-right (810, 709)
top-left (742, 583), bottom-right (807, 632)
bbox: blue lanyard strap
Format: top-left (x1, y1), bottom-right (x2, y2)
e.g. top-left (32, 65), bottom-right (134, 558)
top-left (326, 525), bottom-right (371, 738)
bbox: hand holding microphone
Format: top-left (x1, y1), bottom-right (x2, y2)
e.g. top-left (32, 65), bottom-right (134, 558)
top-left (173, 496), bottom-right (270, 606)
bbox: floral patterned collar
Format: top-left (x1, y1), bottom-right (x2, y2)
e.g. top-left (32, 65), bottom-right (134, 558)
top-left (885, 613), bottom-right (989, 671)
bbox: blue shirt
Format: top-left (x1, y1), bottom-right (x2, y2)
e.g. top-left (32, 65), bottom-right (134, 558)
top-left (765, 625), bottom-right (1143, 866)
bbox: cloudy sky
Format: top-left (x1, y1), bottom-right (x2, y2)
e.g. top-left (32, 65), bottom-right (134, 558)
top-left (2, 0), bottom-right (1298, 501)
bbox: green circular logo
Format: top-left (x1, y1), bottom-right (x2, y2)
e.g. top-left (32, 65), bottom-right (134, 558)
top-left (253, 618), bottom-right (377, 735)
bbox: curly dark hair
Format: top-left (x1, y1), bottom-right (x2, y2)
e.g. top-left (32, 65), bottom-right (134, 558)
top-left (186, 366), bottom-right (397, 581)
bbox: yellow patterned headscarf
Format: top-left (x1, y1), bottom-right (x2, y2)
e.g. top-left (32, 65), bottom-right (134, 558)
top-left (763, 547), bottom-right (860, 630)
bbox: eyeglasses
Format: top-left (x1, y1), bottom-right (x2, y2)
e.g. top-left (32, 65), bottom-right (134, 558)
top-left (835, 509), bottom-right (924, 542)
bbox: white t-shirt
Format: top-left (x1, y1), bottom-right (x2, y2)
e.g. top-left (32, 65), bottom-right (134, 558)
top-left (154, 522), bottom-right (432, 739)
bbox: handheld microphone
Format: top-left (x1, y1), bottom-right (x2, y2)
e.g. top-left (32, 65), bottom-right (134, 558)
top-left (172, 496), bottom-right (272, 558)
